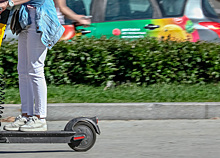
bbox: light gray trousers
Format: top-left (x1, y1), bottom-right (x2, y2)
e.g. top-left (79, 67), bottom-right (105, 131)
top-left (18, 8), bottom-right (48, 118)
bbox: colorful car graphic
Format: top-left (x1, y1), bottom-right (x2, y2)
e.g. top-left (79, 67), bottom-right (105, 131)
top-left (60, 0), bottom-right (220, 43)
top-left (61, 15), bottom-right (200, 42)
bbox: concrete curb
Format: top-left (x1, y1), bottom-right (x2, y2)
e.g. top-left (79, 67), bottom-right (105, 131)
top-left (1, 102), bottom-right (220, 120)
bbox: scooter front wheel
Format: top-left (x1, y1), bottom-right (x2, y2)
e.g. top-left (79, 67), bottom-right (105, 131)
top-left (65, 121), bottom-right (96, 152)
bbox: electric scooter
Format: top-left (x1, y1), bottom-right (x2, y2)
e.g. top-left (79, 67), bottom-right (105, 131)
top-left (0, 75), bottom-right (100, 152)
top-left (0, 10), bottom-right (100, 152)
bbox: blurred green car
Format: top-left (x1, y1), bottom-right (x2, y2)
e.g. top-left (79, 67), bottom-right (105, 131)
top-left (61, 0), bottom-right (220, 42)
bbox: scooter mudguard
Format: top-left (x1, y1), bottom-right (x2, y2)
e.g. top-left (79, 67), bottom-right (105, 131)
top-left (64, 116), bottom-right (101, 135)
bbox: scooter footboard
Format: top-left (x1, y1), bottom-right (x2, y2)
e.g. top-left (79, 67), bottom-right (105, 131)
top-left (0, 131), bottom-right (85, 143)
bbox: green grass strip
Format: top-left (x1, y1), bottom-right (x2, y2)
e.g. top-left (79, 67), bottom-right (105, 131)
top-left (3, 83), bottom-right (220, 104)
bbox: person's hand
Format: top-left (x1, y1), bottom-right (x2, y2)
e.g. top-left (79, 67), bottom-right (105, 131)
top-left (76, 15), bottom-right (91, 26)
top-left (0, 1), bottom-right (8, 14)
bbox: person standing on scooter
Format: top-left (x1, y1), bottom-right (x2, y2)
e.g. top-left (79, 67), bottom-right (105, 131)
top-left (0, 0), bottom-right (88, 132)
top-left (0, 0), bottom-right (63, 132)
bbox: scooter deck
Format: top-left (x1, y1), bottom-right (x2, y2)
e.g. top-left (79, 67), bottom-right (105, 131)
top-left (0, 130), bottom-right (76, 137)
top-left (0, 131), bottom-right (83, 143)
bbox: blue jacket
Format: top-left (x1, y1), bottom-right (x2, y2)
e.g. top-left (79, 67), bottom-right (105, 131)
top-left (9, 0), bottom-right (65, 49)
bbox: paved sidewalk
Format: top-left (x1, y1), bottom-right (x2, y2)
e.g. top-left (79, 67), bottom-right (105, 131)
top-left (1, 102), bottom-right (220, 121)
top-left (1, 120), bottom-right (220, 158)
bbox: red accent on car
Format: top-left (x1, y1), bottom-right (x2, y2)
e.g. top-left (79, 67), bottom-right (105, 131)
top-left (113, 28), bottom-right (121, 36)
top-left (199, 22), bottom-right (220, 37)
top-left (60, 25), bottom-right (76, 40)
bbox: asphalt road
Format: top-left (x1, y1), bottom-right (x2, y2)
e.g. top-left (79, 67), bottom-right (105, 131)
top-left (1, 119), bottom-right (220, 158)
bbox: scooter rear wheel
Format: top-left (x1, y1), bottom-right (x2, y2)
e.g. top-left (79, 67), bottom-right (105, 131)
top-left (65, 121), bottom-right (96, 152)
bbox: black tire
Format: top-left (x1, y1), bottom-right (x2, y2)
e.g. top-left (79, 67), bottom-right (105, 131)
top-left (65, 121), bottom-right (96, 152)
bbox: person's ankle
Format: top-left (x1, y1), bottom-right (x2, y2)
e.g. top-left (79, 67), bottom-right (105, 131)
top-left (35, 115), bottom-right (42, 119)
top-left (22, 113), bottom-right (29, 119)
top-left (34, 115), bottom-right (46, 121)
top-left (22, 113), bottom-right (28, 117)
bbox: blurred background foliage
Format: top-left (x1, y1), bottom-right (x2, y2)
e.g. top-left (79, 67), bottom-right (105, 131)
top-left (1, 37), bottom-right (220, 87)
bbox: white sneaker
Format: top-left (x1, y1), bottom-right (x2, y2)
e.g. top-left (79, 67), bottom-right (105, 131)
top-left (3, 115), bottom-right (27, 131)
top-left (19, 116), bottom-right (47, 132)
